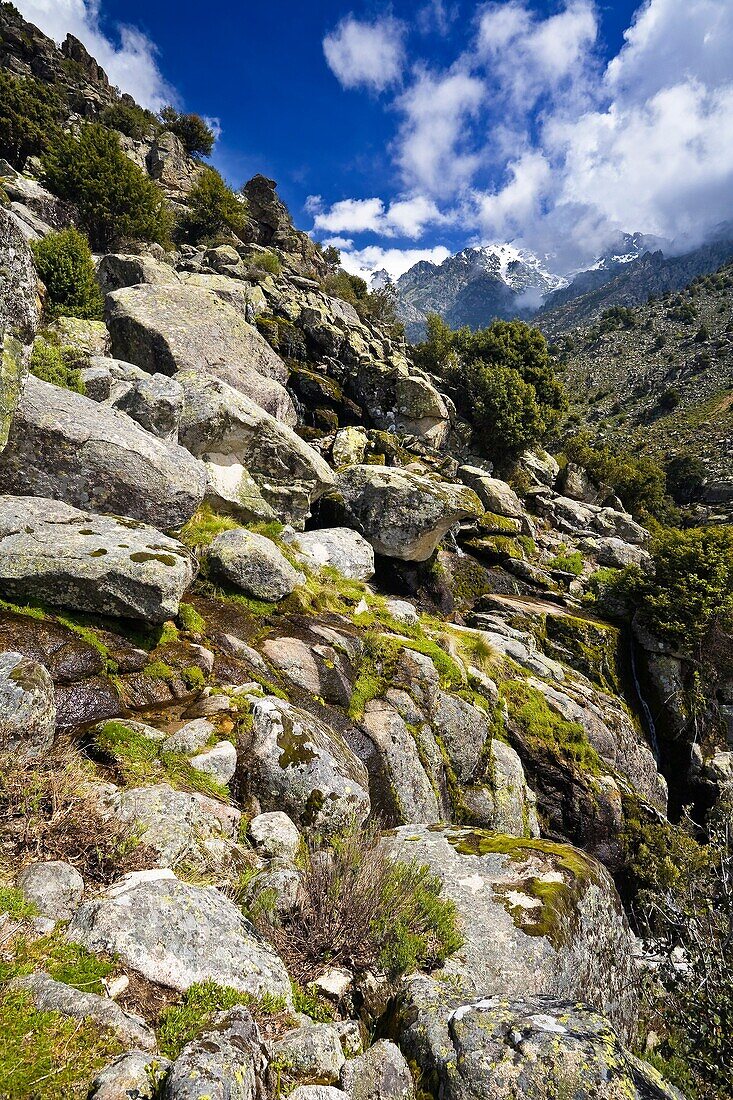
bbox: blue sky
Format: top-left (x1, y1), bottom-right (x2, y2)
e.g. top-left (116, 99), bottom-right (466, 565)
top-left (14, 1), bottom-right (733, 278)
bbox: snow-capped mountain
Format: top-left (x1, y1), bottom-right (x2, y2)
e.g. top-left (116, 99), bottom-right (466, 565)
top-left (395, 243), bottom-right (567, 340)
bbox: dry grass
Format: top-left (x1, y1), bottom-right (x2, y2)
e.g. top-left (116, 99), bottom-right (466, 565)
top-left (257, 821), bottom-right (461, 984)
top-left (0, 745), bottom-right (157, 884)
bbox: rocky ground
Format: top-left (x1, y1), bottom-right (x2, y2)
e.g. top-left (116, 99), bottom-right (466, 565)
top-left (0, 8), bottom-right (731, 1100)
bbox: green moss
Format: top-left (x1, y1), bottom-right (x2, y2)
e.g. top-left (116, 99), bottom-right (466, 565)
top-left (0, 929), bottom-right (114, 991)
top-left (94, 720), bottom-right (230, 801)
top-left (29, 338), bottom-right (86, 394)
top-left (348, 633), bottom-right (401, 719)
top-left (547, 549), bottom-right (584, 576)
top-left (501, 679), bottom-right (603, 774)
top-left (476, 510), bottom-right (520, 534)
top-left (0, 988), bottom-right (122, 1099)
top-left (157, 979), bottom-right (287, 1059)
top-left (177, 602), bottom-right (207, 633)
top-left (0, 886), bottom-right (38, 922)
top-left (291, 982), bottom-right (334, 1022)
top-left (142, 659), bottom-right (176, 682)
top-left (178, 505), bottom-right (241, 549)
top-left (544, 614), bottom-right (621, 693)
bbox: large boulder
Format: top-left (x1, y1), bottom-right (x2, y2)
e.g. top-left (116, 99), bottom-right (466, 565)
top-left (16, 860), bottom-right (84, 920)
top-left (106, 283), bottom-right (296, 423)
top-left (90, 1052), bottom-right (171, 1100)
top-left (0, 496), bottom-right (195, 622)
top-left (397, 987), bottom-right (684, 1100)
top-left (0, 207), bottom-right (39, 449)
top-left (96, 252), bottom-right (180, 295)
top-left (340, 1040), bottom-right (414, 1100)
top-left (383, 825), bottom-right (637, 1041)
top-left (0, 650), bottom-right (56, 761)
top-left (292, 527), bottom-right (375, 581)
top-left (208, 528), bottom-right (304, 601)
top-left (68, 869), bottom-right (292, 1000)
top-left (244, 697), bottom-right (370, 836)
top-left (0, 376), bottom-right (205, 529)
top-left (178, 372), bottom-right (334, 527)
top-left (147, 130), bottom-right (204, 196)
top-left (338, 466), bottom-right (482, 561)
top-left (84, 357), bottom-right (185, 443)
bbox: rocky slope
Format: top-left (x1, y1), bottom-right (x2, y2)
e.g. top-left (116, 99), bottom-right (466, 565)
top-left (0, 7), bottom-right (729, 1100)
top-left (557, 261), bottom-right (733, 499)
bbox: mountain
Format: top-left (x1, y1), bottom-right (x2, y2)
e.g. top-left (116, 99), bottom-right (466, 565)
top-left (538, 231), bottom-right (733, 336)
top-left (558, 259), bottom-right (733, 493)
top-left (395, 243), bottom-right (567, 340)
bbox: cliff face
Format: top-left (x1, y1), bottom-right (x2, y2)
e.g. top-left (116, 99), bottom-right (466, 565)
top-left (0, 8), bottom-right (726, 1100)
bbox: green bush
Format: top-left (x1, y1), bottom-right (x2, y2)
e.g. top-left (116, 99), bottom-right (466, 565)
top-left (413, 314), bottom-right (565, 460)
top-left (245, 249), bottom-right (281, 276)
top-left (613, 526), bottom-right (733, 650)
top-left (159, 106), bottom-right (215, 157)
top-left (562, 431), bottom-right (671, 521)
top-left (181, 167), bottom-right (247, 244)
top-left (31, 228), bottom-right (103, 320)
top-left (29, 339), bottom-right (86, 394)
top-left (41, 124), bottom-right (173, 250)
top-left (0, 71), bottom-right (63, 167)
top-left (99, 101), bottom-right (158, 141)
top-left (322, 271), bottom-right (403, 335)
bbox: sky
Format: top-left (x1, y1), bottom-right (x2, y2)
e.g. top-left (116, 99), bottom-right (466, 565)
top-left (12, 0), bottom-right (733, 280)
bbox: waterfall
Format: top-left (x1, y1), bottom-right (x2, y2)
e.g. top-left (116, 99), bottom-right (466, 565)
top-left (630, 638), bottom-right (659, 758)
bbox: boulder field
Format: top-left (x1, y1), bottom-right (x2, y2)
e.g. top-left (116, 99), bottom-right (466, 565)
top-left (0, 135), bottom-right (699, 1100)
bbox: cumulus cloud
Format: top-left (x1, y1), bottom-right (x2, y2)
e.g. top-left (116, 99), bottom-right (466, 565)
top-left (339, 244), bottom-right (452, 281)
top-left (13, 0), bottom-right (176, 109)
top-left (318, 0), bottom-right (733, 273)
top-left (396, 69), bottom-right (485, 196)
top-left (323, 15), bottom-right (405, 92)
top-left (313, 193), bottom-right (447, 238)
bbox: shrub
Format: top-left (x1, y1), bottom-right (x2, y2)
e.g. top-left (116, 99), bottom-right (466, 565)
top-left (157, 980), bottom-right (286, 1058)
top-left (0, 71), bottom-right (63, 167)
top-left (322, 271), bottom-right (403, 335)
top-left (31, 228), bottom-right (104, 320)
top-left (41, 124), bottom-right (173, 250)
top-left (665, 455), bottom-right (706, 504)
top-left (245, 249), bottom-right (281, 276)
top-left (99, 101), bottom-right (158, 141)
top-left (658, 386), bottom-right (681, 412)
top-left (181, 167), bottom-right (247, 244)
top-left (613, 526), bottom-right (733, 650)
top-left (259, 821), bottom-right (461, 982)
top-left (29, 339), bottom-right (86, 394)
top-left (413, 315), bottom-right (565, 461)
top-left (562, 431), bottom-right (670, 520)
top-left (159, 106), bottom-right (215, 156)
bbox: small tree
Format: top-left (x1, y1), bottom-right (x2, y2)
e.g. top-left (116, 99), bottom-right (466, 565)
top-left (0, 71), bottom-right (63, 167)
top-left (31, 228), bottom-right (104, 320)
top-left (99, 101), bottom-right (158, 141)
top-left (181, 166), bottom-right (247, 243)
top-left (41, 124), bottom-right (173, 250)
top-left (159, 106), bottom-right (215, 157)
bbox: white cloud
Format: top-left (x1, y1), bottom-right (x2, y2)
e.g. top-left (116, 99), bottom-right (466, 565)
top-left (313, 193), bottom-right (447, 238)
top-left (339, 244), bottom-right (451, 281)
top-left (323, 15), bottom-right (405, 92)
top-left (204, 116), bottom-right (222, 142)
top-left (473, 151), bottom-right (552, 240)
top-left (321, 236), bottom-right (354, 250)
top-left (396, 69), bottom-right (485, 196)
top-left (13, 0), bottom-right (177, 109)
top-left (476, 0), bottom-right (598, 109)
top-left (417, 0), bottom-right (459, 36)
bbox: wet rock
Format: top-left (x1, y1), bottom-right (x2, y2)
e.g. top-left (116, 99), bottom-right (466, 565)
top-left (208, 529), bottom-right (304, 601)
top-left (55, 675), bottom-right (122, 729)
top-left (0, 376), bottom-right (206, 529)
top-left (397, 989), bottom-right (685, 1100)
top-left (0, 650), bottom-right (56, 760)
top-left (245, 696), bottom-right (370, 836)
top-left (0, 497), bottom-right (195, 622)
top-left (338, 466), bottom-right (482, 562)
top-left (68, 869), bottom-right (292, 999)
top-left (16, 860), bottom-right (84, 920)
top-left (383, 824), bottom-right (637, 1041)
top-left (13, 971), bottom-right (155, 1050)
top-left (0, 610), bottom-right (104, 683)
